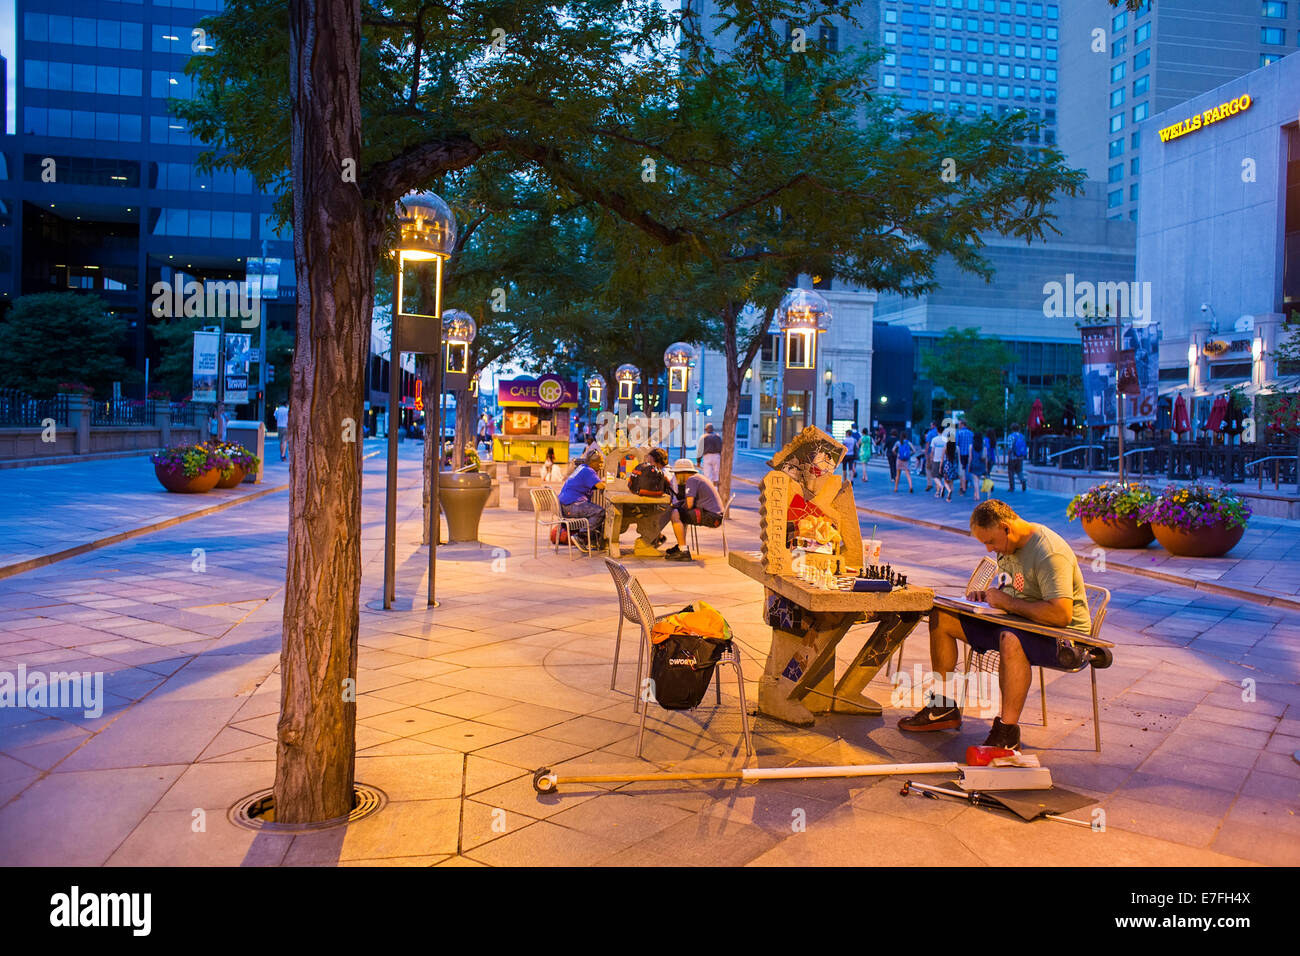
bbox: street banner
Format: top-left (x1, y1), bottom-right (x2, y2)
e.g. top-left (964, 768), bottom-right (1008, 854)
top-left (1081, 325), bottom-right (1117, 427)
top-left (1081, 324), bottom-right (1159, 426)
top-left (1121, 322), bottom-right (1160, 424)
top-left (224, 333), bottom-right (252, 404)
top-left (192, 331), bottom-right (220, 404)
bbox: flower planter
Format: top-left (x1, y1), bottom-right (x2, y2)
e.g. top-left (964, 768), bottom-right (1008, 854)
top-left (1151, 521), bottom-right (1245, 558)
top-left (1080, 514), bottom-right (1154, 549)
top-left (215, 464), bottom-right (246, 489)
top-left (154, 464), bottom-right (220, 494)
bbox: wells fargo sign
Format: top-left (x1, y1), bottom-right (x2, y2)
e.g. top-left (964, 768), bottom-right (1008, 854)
top-left (1158, 94), bottom-right (1251, 143)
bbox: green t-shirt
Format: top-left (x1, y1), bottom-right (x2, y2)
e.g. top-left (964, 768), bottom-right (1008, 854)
top-left (996, 524), bottom-right (1091, 634)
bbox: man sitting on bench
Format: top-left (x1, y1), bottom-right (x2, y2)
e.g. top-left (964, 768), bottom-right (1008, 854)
top-left (898, 499), bottom-right (1092, 751)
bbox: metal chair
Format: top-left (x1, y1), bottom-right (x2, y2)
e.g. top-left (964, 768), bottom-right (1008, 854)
top-left (603, 559), bottom-right (753, 758)
top-left (530, 487), bottom-right (590, 560)
top-left (960, 583), bottom-right (1113, 752)
top-left (688, 492), bottom-right (736, 557)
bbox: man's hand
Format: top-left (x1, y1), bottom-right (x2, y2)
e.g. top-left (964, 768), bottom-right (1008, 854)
top-left (983, 587), bottom-right (1013, 611)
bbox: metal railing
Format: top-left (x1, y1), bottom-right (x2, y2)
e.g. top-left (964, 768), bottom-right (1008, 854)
top-left (0, 389), bottom-right (69, 427)
top-left (1246, 455), bottom-right (1300, 492)
top-left (169, 402), bottom-right (197, 426)
top-left (91, 398), bottom-right (152, 426)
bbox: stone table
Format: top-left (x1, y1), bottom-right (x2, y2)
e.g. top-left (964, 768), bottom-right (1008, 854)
top-left (729, 550), bottom-right (934, 726)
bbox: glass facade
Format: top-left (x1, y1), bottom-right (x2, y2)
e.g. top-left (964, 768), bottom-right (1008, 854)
top-left (879, 0), bottom-right (1059, 147)
top-left (5, 0), bottom-right (293, 378)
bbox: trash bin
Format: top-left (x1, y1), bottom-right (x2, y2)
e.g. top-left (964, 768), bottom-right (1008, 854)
top-left (438, 471), bottom-right (492, 542)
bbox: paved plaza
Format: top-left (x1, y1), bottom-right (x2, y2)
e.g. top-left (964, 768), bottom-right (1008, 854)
top-left (0, 448), bottom-right (1297, 866)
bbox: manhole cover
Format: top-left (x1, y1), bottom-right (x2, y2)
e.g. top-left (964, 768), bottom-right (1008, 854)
top-left (229, 784), bottom-right (387, 832)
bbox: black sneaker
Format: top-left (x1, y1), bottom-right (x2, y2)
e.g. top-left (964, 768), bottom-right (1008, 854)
top-left (982, 717), bottom-right (1021, 750)
top-left (898, 704), bottom-right (961, 732)
top-left (665, 548), bottom-right (692, 562)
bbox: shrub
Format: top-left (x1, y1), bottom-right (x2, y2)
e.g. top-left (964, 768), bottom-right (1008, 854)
top-left (151, 444), bottom-right (221, 479)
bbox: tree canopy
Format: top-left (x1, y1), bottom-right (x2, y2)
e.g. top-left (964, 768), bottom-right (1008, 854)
top-left (0, 293), bottom-right (137, 397)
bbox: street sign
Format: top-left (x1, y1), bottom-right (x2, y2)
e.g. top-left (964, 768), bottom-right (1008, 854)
top-left (248, 348), bottom-right (261, 363)
top-left (832, 382), bottom-right (855, 420)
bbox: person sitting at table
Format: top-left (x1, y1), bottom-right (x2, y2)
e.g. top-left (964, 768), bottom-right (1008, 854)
top-left (557, 452), bottom-right (606, 552)
top-left (623, 447), bottom-right (673, 557)
top-left (652, 458), bottom-right (725, 562)
top-left (897, 499), bottom-right (1092, 751)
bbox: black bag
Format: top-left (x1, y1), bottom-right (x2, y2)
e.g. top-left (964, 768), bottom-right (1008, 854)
top-left (648, 606), bottom-right (730, 710)
top-left (628, 462), bottom-right (668, 497)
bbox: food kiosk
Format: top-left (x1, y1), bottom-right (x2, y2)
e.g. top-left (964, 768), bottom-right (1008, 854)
top-left (494, 375), bottom-right (579, 463)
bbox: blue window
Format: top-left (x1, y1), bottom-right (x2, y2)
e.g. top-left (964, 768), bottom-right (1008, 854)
top-left (885, 9), bottom-right (898, 22)
top-left (73, 17), bottom-right (96, 45)
top-left (1014, 64), bottom-right (1026, 78)
top-left (1261, 27), bottom-right (1284, 45)
top-left (1015, 43), bottom-right (1026, 56)
top-left (966, 80), bottom-right (977, 94)
top-left (1046, 26), bottom-right (1057, 40)
top-left (1133, 75), bottom-right (1148, 96)
top-left (1133, 49), bottom-right (1150, 70)
top-left (1046, 5), bottom-right (1058, 19)
top-left (1030, 45), bottom-right (1043, 59)
top-left (1030, 24), bottom-right (1043, 39)
top-left (1111, 62), bottom-right (1126, 82)
top-left (1261, 2), bottom-right (1286, 18)
top-left (1016, 1), bottom-right (1027, 12)
top-left (1014, 85), bottom-right (1024, 98)
top-left (1110, 88), bottom-right (1125, 107)
top-left (1030, 2), bottom-right (1042, 13)
top-left (998, 62), bottom-right (1010, 76)
top-left (1046, 47), bottom-right (1057, 61)
top-left (982, 60), bottom-right (994, 74)
top-left (1129, 183), bottom-right (1139, 201)
top-left (1110, 113), bottom-right (1124, 132)
top-left (1108, 163), bottom-right (1123, 183)
top-left (1045, 67), bottom-right (1056, 80)
top-left (1132, 102), bottom-right (1148, 121)
top-left (1015, 22), bottom-right (1027, 37)
top-left (982, 82), bottom-right (993, 95)
top-left (24, 60), bottom-right (47, 88)
top-left (967, 38), bottom-right (979, 51)
top-left (935, 36), bottom-right (946, 49)
top-left (883, 73), bottom-right (897, 87)
top-left (997, 83), bottom-right (1009, 97)
top-left (1108, 189), bottom-right (1122, 209)
top-left (1130, 157), bottom-right (1139, 175)
top-left (73, 63), bottom-right (94, 92)
top-left (1113, 37), bottom-right (1127, 57)
top-left (23, 13), bottom-right (48, 41)
top-left (999, 41), bottom-right (1010, 54)
top-left (1112, 11), bottom-right (1127, 31)
top-left (884, 30), bottom-right (897, 43)
top-left (1130, 131), bottom-right (1141, 148)
top-left (1109, 138), bottom-right (1124, 158)
top-left (1135, 23), bottom-right (1150, 44)
top-left (999, 21), bottom-right (1011, 35)
top-left (934, 57), bottom-right (946, 70)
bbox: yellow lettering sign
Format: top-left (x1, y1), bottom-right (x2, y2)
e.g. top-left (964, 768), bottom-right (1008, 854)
top-left (1158, 94), bottom-right (1250, 144)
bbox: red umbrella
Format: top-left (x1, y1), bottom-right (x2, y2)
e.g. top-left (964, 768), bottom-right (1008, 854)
top-left (1027, 398), bottom-right (1045, 435)
top-left (1172, 393), bottom-right (1190, 434)
top-left (1206, 394), bottom-right (1227, 432)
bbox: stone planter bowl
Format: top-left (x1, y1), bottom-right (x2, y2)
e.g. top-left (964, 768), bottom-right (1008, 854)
top-left (1080, 514), bottom-right (1154, 549)
top-left (215, 464), bottom-right (246, 489)
top-left (155, 464), bottom-right (220, 494)
top-left (1151, 521), bottom-right (1245, 558)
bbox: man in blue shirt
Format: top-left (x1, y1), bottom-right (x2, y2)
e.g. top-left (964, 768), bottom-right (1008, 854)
top-left (955, 418), bottom-right (975, 495)
top-left (558, 452), bottom-right (606, 550)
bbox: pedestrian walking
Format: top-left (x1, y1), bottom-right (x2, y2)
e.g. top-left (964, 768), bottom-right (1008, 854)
top-left (967, 426), bottom-right (988, 502)
top-left (929, 427), bottom-right (948, 497)
top-left (890, 429), bottom-right (915, 493)
top-left (940, 438), bottom-right (959, 501)
top-left (274, 402), bottom-right (289, 461)
top-left (841, 428), bottom-right (859, 482)
top-left (1007, 424), bottom-right (1029, 492)
top-left (922, 420), bottom-right (939, 490)
top-left (853, 424), bottom-right (868, 483)
top-left (955, 417), bottom-right (974, 495)
top-left (696, 422), bottom-right (723, 482)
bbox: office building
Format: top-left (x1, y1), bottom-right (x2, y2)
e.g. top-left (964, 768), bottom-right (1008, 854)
top-left (1136, 50), bottom-right (1299, 417)
top-left (0, 0), bottom-right (295, 394)
top-left (1059, 0), bottom-right (1299, 223)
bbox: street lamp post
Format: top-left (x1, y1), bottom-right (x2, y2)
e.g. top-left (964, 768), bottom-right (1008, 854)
top-left (614, 364), bottom-right (640, 441)
top-left (778, 288), bottom-right (832, 440)
top-left (664, 342), bottom-right (697, 460)
top-left (385, 192), bottom-right (455, 610)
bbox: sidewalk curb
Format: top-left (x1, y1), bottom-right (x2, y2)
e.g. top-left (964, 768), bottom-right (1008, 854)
top-left (0, 449), bottom-right (385, 580)
top-left (0, 483), bottom-right (289, 580)
top-left (732, 475), bottom-right (1300, 613)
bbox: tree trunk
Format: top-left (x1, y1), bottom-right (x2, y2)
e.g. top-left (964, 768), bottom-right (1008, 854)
top-left (275, 0), bottom-right (373, 824)
top-left (717, 301), bottom-right (773, 509)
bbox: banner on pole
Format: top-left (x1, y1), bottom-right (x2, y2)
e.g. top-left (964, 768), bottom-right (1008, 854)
top-left (192, 331), bottom-right (220, 404)
top-left (1081, 324), bottom-right (1159, 426)
top-left (224, 333), bottom-right (252, 404)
